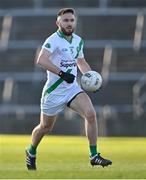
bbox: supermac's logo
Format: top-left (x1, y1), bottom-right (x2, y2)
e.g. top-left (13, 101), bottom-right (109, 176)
top-left (60, 59), bottom-right (76, 68)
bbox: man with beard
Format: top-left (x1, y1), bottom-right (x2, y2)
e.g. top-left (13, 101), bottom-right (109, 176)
top-left (25, 8), bottom-right (112, 170)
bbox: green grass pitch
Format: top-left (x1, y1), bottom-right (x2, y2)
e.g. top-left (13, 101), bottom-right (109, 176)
top-left (0, 135), bottom-right (146, 179)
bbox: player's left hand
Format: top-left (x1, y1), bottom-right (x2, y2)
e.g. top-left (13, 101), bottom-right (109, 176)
top-left (58, 70), bottom-right (75, 83)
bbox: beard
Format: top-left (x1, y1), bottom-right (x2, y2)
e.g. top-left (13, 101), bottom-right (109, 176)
top-left (60, 26), bottom-right (74, 36)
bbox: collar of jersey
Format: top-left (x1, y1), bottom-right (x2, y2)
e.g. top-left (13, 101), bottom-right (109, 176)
top-left (57, 30), bottom-right (73, 44)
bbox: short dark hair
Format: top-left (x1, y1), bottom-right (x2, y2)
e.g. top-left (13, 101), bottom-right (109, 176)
top-left (57, 8), bottom-right (75, 17)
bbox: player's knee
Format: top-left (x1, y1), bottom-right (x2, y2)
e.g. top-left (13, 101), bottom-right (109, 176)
top-left (85, 110), bottom-right (96, 124)
top-left (40, 124), bottom-right (53, 134)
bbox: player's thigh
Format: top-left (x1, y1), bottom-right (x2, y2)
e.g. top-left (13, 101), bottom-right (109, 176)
top-left (69, 92), bottom-right (96, 118)
top-left (40, 113), bottom-right (57, 129)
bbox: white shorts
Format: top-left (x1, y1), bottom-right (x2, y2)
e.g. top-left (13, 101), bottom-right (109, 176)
top-left (41, 84), bottom-right (83, 116)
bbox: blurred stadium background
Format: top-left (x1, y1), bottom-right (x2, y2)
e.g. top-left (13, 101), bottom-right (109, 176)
top-left (0, 0), bottom-right (146, 137)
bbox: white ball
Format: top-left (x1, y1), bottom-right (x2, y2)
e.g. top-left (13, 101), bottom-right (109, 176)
top-left (81, 71), bottom-right (102, 92)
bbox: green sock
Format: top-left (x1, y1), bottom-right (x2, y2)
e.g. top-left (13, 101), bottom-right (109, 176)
top-left (28, 144), bottom-right (37, 155)
top-left (89, 145), bottom-right (98, 157)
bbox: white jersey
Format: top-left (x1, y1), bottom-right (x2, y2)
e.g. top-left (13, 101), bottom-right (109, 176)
top-left (42, 30), bottom-right (84, 94)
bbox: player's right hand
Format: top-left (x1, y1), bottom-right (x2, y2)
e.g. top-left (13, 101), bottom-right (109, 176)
top-left (58, 70), bottom-right (75, 83)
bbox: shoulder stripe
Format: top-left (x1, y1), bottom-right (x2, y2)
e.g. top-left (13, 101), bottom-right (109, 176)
top-left (75, 39), bottom-right (84, 59)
